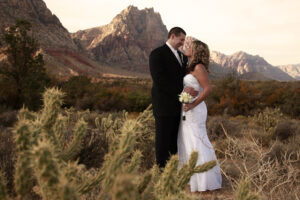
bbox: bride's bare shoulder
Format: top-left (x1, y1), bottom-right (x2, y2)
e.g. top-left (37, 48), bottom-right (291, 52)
top-left (194, 64), bottom-right (208, 74)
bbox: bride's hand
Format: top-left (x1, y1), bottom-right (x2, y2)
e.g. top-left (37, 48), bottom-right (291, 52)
top-left (183, 102), bottom-right (196, 112)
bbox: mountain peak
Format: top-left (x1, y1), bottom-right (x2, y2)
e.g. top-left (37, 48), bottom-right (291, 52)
top-left (210, 49), bottom-right (294, 81)
top-left (111, 5), bottom-right (158, 28)
top-left (0, 0), bottom-right (75, 49)
top-left (232, 51), bottom-right (248, 57)
top-left (122, 5), bottom-right (155, 14)
top-left (72, 6), bottom-right (168, 72)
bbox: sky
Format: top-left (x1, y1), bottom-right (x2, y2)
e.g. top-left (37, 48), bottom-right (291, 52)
top-left (43, 0), bottom-right (300, 66)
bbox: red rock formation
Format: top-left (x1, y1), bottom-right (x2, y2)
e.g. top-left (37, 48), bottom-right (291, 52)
top-left (72, 5), bottom-right (168, 72)
top-left (0, 0), bottom-right (102, 78)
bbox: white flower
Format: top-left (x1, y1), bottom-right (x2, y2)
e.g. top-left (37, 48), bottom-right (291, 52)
top-left (179, 92), bottom-right (193, 104)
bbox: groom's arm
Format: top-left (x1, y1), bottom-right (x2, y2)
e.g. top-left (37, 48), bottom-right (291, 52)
top-left (184, 87), bottom-right (198, 98)
top-left (149, 50), bottom-right (180, 94)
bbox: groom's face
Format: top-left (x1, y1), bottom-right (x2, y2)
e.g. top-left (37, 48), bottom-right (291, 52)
top-left (171, 33), bottom-right (186, 50)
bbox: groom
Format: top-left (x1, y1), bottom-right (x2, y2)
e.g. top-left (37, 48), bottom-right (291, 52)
top-left (149, 27), bottom-right (195, 168)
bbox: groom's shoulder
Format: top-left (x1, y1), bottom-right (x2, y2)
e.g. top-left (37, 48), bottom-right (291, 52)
top-left (150, 44), bottom-right (167, 55)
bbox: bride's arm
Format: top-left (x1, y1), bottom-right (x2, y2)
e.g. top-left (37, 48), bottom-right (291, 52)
top-left (183, 64), bottom-right (211, 112)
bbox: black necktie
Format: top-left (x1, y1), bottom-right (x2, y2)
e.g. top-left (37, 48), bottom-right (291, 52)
top-left (177, 51), bottom-right (183, 66)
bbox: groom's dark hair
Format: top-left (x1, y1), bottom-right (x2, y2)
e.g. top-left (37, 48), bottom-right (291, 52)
top-left (168, 27), bottom-right (186, 38)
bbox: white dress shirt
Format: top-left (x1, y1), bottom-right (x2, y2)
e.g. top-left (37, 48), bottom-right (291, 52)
top-left (166, 42), bottom-right (182, 66)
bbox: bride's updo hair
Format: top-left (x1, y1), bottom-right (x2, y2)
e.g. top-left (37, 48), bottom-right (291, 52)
top-left (187, 40), bottom-right (210, 73)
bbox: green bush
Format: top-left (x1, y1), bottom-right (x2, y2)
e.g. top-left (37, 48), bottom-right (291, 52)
top-left (0, 20), bottom-right (50, 111)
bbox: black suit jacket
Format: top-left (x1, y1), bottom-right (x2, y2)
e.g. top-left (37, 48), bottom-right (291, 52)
top-left (149, 44), bottom-right (188, 116)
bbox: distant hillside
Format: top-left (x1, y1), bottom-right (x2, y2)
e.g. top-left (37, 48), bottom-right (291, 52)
top-left (210, 51), bottom-right (295, 81)
top-left (277, 64), bottom-right (300, 80)
top-left (0, 0), bottom-right (104, 79)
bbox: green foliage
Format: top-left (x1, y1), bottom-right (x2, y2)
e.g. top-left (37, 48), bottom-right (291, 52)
top-left (0, 20), bottom-right (50, 110)
top-left (208, 75), bottom-right (300, 118)
top-left (58, 76), bottom-right (151, 112)
top-left (125, 91), bottom-right (151, 112)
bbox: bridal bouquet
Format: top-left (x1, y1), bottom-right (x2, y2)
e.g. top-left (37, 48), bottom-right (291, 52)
top-left (179, 91), bottom-right (193, 120)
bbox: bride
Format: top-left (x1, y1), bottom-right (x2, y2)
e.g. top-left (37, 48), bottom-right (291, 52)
top-left (177, 38), bottom-right (222, 192)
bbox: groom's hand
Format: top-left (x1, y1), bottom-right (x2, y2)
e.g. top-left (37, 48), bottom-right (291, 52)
top-left (184, 87), bottom-right (198, 98)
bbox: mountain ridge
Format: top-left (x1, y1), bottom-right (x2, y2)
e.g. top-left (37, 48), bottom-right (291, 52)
top-left (0, 2), bottom-right (298, 81)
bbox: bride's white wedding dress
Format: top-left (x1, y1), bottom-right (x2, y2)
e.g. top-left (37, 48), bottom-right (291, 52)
top-left (178, 74), bottom-right (222, 192)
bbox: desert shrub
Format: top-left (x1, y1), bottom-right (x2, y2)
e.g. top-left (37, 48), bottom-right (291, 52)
top-left (273, 119), bottom-right (296, 141)
top-left (252, 107), bottom-right (283, 135)
top-left (59, 76), bottom-right (152, 113)
top-left (94, 88), bottom-right (124, 111)
top-left (281, 86), bottom-right (300, 118)
top-left (264, 141), bottom-right (288, 163)
top-left (60, 75), bottom-right (95, 109)
top-left (208, 76), bottom-right (300, 118)
top-left (207, 116), bottom-right (228, 141)
top-left (219, 123), bottom-right (300, 200)
top-left (208, 74), bottom-right (260, 116)
top-left (125, 91), bottom-right (151, 112)
top-left (207, 116), bottom-right (246, 141)
top-left (0, 20), bottom-right (50, 111)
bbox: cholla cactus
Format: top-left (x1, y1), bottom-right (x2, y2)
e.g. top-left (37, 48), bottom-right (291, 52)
top-left (177, 151), bottom-right (217, 189)
top-left (0, 170), bottom-right (9, 200)
top-left (235, 178), bottom-right (259, 200)
top-left (112, 174), bottom-right (139, 200)
top-left (154, 155), bottom-right (180, 198)
top-left (40, 88), bottom-right (64, 130)
top-left (31, 139), bottom-right (61, 199)
top-left (253, 107), bottom-right (283, 135)
top-left (13, 116), bottom-right (34, 197)
top-left (52, 114), bottom-right (67, 148)
top-left (11, 87), bottom-right (218, 199)
top-left (59, 179), bottom-right (79, 200)
top-left (99, 119), bottom-right (140, 197)
top-left (32, 139), bottom-right (79, 200)
top-left (59, 118), bottom-right (87, 161)
top-left (124, 150), bottom-right (142, 174)
top-left (154, 153), bottom-right (216, 200)
top-left (12, 88), bottom-right (86, 198)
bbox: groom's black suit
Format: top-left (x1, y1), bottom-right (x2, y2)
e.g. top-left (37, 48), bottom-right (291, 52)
top-left (149, 44), bottom-right (188, 168)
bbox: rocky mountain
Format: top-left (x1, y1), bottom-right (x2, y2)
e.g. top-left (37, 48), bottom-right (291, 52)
top-left (0, 0), bottom-right (103, 78)
top-left (72, 5), bottom-right (168, 72)
top-left (1, 1), bottom-right (297, 81)
top-left (210, 51), bottom-right (295, 81)
top-left (71, 6), bottom-right (296, 81)
top-left (277, 64), bottom-right (300, 80)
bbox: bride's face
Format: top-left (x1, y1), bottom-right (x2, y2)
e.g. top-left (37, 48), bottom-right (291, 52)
top-left (184, 45), bottom-right (192, 57)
